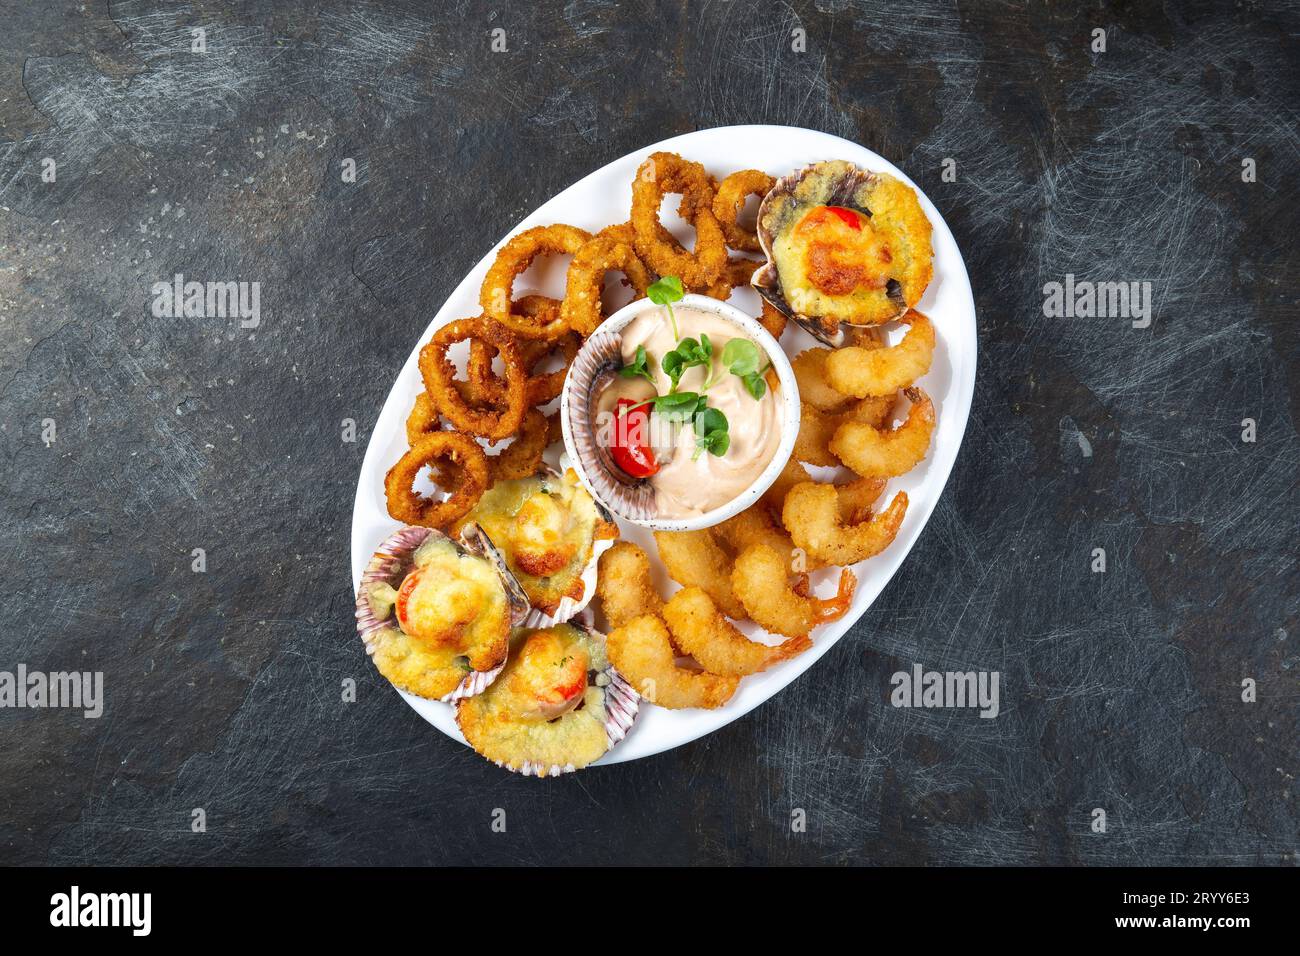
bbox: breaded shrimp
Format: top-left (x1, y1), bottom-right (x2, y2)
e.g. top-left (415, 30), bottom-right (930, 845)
top-left (731, 544), bottom-right (856, 638)
top-left (829, 387), bottom-right (935, 478)
top-left (663, 587), bottom-right (811, 677)
top-left (783, 482), bottom-right (909, 565)
top-left (607, 615), bottom-right (739, 710)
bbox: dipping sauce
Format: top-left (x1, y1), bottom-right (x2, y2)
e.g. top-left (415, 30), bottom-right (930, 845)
top-left (598, 307), bottom-right (783, 519)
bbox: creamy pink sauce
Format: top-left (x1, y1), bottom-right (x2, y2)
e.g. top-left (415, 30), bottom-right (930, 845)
top-left (604, 306), bottom-right (783, 519)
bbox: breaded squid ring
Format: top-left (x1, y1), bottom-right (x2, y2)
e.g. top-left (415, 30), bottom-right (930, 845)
top-left (405, 391), bottom-right (441, 446)
top-left (782, 483), bottom-right (909, 565)
top-left (731, 544), bottom-right (857, 638)
top-left (829, 387), bottom-right (935, 478)
top-left (630, 152), bottom-right (728, 290)
top-left (825, 311), bottom-right (935, 398)
top-left (712, 169), bottom-right (774, 253)
top-left (419, 317), bottom-right (528, 440)
top-left (653, 529), bottom-right (747, 621)
top-left (486, 408), bottom-right (549, 482)
top-left (663, 587), bottom-right (811, 677)
top-left (701, 256), bottom-right (760, 301)
top-left (561, 233), bottom-right (653, 336)
top-left (480, 224), bottom-right (592, 340)
top-left (596, 541), bottom-right (664, 630)
top-left (384, 432), bottom-right (490, 529)
top-left (468, 304), bottom-right (580, 406)
top-left (606, 615), bottom-right (739, 710)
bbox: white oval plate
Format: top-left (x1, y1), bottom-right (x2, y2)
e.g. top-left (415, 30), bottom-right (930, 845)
top-left (351, 125), bottom-right (977, 766)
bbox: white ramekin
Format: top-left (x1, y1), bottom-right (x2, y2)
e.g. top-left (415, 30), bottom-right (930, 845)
top-left (559, 293), bottom-right (801, 532)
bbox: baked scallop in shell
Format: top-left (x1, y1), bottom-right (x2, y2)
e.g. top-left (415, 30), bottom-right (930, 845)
top-left (354, 526), bottom-right (531, 701)
top-left (455, 467), bottom-right (618, 626)
top-left (456, 622), bottom-right (639, 776)
top-left (752, 160), bottom-right (933, 345)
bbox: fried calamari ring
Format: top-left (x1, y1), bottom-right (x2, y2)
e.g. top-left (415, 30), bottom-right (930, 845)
top-left (825, 311), bottom-right (935, 398)
top-left (663, 586), bottom-right (811, 677)
top-left (385, 432), bottom-right (490, 529)
top-left (758, 299), bottom-right (788, 340)
top-left (480, 224), bottom-right (592, 340)
top-left (419, 317), bottom-right (527, 440)
top-left (606, 615), bottom-right (739, 710)
top-left (630, 151), bottom-right (728, 290)
top-left (782, 482), bottom-right (909, 565)
top-left (712, 169), bottom-right (774, 253)
top-left (653, 529), bottom-right (747, 621)
top-left (405, 391), bottom-right (441, 445)
top-left (732, 544), bottom-right (856, 638)
top-left (794, 395), bottom-right (897, 467)
top-left (701, 256), bottom-right (760, 301)
top-left (487, 408), bottom-right (549, 482)
top-left (829, 387), bottom-right (935, 478)
top-left (467, 304), bottom-right (580, 406)
top-left (596, 541), bottom-right (664, 630)
top-left (561, 233), bottom-right (653, 336)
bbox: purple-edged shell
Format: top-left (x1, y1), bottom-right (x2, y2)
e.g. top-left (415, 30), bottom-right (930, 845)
top-left (560, 328), bottom-right (658, 522)
top-left (454, 619), bottom-right (641, 777)
top-left (752, 160), bottom-right (931, 346)
top-left (354, 525), bottom-right (529, 703)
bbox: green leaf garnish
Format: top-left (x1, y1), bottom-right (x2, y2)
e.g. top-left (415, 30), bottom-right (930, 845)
top-left (619, 344), bottom-right (655, 385)
top-left (692, 406), bottom-right (730, 459)
top-left (741, 371), bottom-right (767, 400)
top-left (647, 275), bottom-right (685, 339)
top-left (721, 338), bottom-right (762, 377)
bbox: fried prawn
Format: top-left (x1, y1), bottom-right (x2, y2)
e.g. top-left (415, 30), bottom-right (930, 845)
top-left (653, 529), bottom-right (747, 621)
top-left (596, 541), bottom-right (664, 630)
top-left (732, 544), bottom-right (857, 638)
top-left (782, 482), bottom-right (908, 565)
top-left (663, 587), bottom-right (810, 677)
top-left (829, 387), bottom-right (935, 478)
top-left (825, 311), bottom-right (935, 398)
top-left (607, 615), bottom-right (739, 710)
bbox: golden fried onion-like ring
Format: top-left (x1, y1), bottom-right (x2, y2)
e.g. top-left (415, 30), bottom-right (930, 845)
top-left (419, 317), bottom-right (527, 441)
top-left (384, 432), bottom-right (490, 529)
top-left (405, 391), bottom-right (441, 445)
top-left (597, 541), bottom-right (664, 630)
top-left (712, 169), bottom-right (774, 253)
top-left (486, 408), bottom-right (550, 482)
top-left (701, 256), bottom-right (760, 302)
top-left (467, 301), bottom-right (580, 406)
top-left (607, 615), bottom-right (738, 710)
top-left (825, 311), bottom-right (935, 398)
top-left (732, 544), bottom-right (857, 638)
top-left (631, 152), bottom-right (728, 290)
top-left (480, 224), bottom-right (592, 340)
top-left (663, 587), bottom-right (810, 677)
top-left (653, 529), bottom-right (747, 621)
top-left (829, 387), bottom-right (935, 478)
top-left (782, 482), bottom-right (909, 565)
top-left (561, 233), bottom-right (653, 336)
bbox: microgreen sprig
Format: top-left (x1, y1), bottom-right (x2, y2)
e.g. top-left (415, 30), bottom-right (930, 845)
top-left (647, 275), bottom-right (685, 339)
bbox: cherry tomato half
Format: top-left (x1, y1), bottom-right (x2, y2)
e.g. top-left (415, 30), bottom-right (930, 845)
top-left (825, 205), bottom-right (863, 230)
top-left (609, 397), bottom-right (659, 478)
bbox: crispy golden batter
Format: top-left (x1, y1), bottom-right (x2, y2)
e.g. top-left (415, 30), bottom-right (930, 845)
top-left (607, 615), bottom-right (739, 710)
top-left (825, 311), bottom-right (935, 398)
top-left (562, 233), bottom-right (652, 336)
top-left (384, 432), bottom-right (490, 529)
top-left (732, 544), bottom-right (857, 638)
top-left (630, 152), bottom-right (729, 290)
top-left (457, 626), bottom-right (613, 773)
top-left (480, 224), bottom-right (592, 340)
top-left (829, 387), bottom-right (935, 478)
top-left (783, 482), bottom-right (908, 565)
top-left (794, 397), bottom-right (894, 467)
top-left (663, 587), bottom-right (810, 677)
top-left (653, 529), bottom-right (747, 621)
top-left (597, 541), bottom-right (664, 630)
top-left (714, 502), bottom-right (826, 572)
top-left (712, 169), bottom-right (774, 253)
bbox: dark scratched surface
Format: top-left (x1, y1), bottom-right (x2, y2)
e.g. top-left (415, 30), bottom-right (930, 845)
top-left (0, 0), bottom-right (1295, 866)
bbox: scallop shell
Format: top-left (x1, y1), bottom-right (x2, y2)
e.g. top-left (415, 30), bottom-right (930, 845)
top-left (354, 525), bottom-right (526, 703)
top-left (751, 161), bottom-right (907, 347)
top-left (562, 328), bottom-right (657, 522)
top-left (455, 620), bottom-right (641, 777)
top-left (459, 465), bottom-right (618, 628)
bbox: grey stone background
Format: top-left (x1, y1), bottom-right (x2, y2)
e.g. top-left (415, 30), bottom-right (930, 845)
top-left (0, 0), bottom-right (1295, 866)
